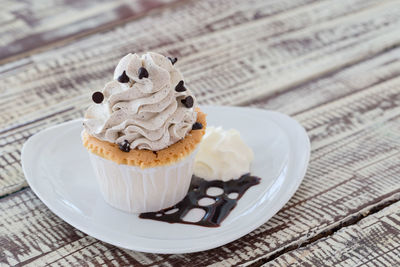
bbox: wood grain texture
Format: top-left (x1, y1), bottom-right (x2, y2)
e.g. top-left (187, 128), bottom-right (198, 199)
top-left (0, 0), bottom-right (183, 62)
top-left (250, 46), bottom-right (400, 116)
top-left (0, 0), bottom-right (397, 196)
top-left (266, 201), bottom-right (400, 266)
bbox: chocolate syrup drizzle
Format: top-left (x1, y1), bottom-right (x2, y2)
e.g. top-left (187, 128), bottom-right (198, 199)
top-left (139, 174), bottom-right (260, 227)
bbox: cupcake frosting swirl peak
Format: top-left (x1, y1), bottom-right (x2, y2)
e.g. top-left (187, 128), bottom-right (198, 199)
top-left (83, 52), bottom-right (197, 151)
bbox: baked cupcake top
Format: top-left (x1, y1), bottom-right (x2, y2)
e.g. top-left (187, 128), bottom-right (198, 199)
top-left (83, 52), bottom-right (197, 151)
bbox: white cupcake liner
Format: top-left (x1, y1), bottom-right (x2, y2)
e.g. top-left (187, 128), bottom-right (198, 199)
top-left (88, 149), bottom-right (198, 213)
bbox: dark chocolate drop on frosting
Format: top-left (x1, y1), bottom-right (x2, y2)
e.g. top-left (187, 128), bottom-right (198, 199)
top-left (168, 57), bottom-right (178, 65)
top-left (181, 96), bottom-right (194, 108)
top-left (175, 80), bottom-right (186, 92)
top-left (118, 140), bottom-right (131, 152)
top-left (192, 122), bottom-right (203, 130)
top-left (92, 91), bottom-right (104, 104)
top-left (138, 67), bottom-right (149, 79)
top-left (117, 71), bottom-right (130, 83)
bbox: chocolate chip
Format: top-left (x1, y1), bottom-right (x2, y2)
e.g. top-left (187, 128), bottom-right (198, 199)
top-left (119, 140), bottom-right (131, 152)
top-left (175, 80), bottom-right (186, 92)
top-left (117, 71), bottom-right (130, 83)
top-left (181, 96), bottom-right (194, 108)
top-left (192, 122), bottom-right (203, 130)
top-left (92, 91), bottom-right (104, 104)
top-left (138, 67), bottom-right (149, 79)
top-left (168, 57), bottom-right (178, 65)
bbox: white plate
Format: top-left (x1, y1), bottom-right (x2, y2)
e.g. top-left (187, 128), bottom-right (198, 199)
top-left (22, 106), bottom-right (310, 254)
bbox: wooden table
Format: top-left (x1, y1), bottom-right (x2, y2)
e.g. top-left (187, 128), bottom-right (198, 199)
top-left (1, 0), bottom-right (400, 266)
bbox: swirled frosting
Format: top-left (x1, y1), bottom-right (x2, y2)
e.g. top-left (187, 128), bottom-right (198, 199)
top-left (194, 127), bottom-right (254, 181)
top-left (83, 52), bottom-right (197, 151)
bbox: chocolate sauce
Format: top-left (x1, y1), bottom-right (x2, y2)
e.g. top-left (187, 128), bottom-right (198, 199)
top-left (139, 174), bottom-right (260, 227)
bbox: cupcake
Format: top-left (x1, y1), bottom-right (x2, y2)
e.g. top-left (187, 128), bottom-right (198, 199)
top-left (82, 52), bottom-right (206, 213)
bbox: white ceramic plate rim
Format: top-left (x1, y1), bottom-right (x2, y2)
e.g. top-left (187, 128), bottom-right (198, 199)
top-left (22, 106), bottom-right (310, 253)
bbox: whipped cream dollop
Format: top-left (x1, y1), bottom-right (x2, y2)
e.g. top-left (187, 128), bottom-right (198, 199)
top-left (83, 52), bottom-right (197, 151)
top-left (194, 127), bottom-right (254, 181)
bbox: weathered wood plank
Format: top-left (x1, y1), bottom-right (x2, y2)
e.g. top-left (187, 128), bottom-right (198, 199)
top-left (2, 57), bottom-right (400, 266)
top-left (265, 201), bottom-right (400, 266)
top-left (0, 0), bottom-right (183, 62)
top-left (250, 46), bottom-right (400, 116)
top-left (0, 0), bottom-right (395, 196)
